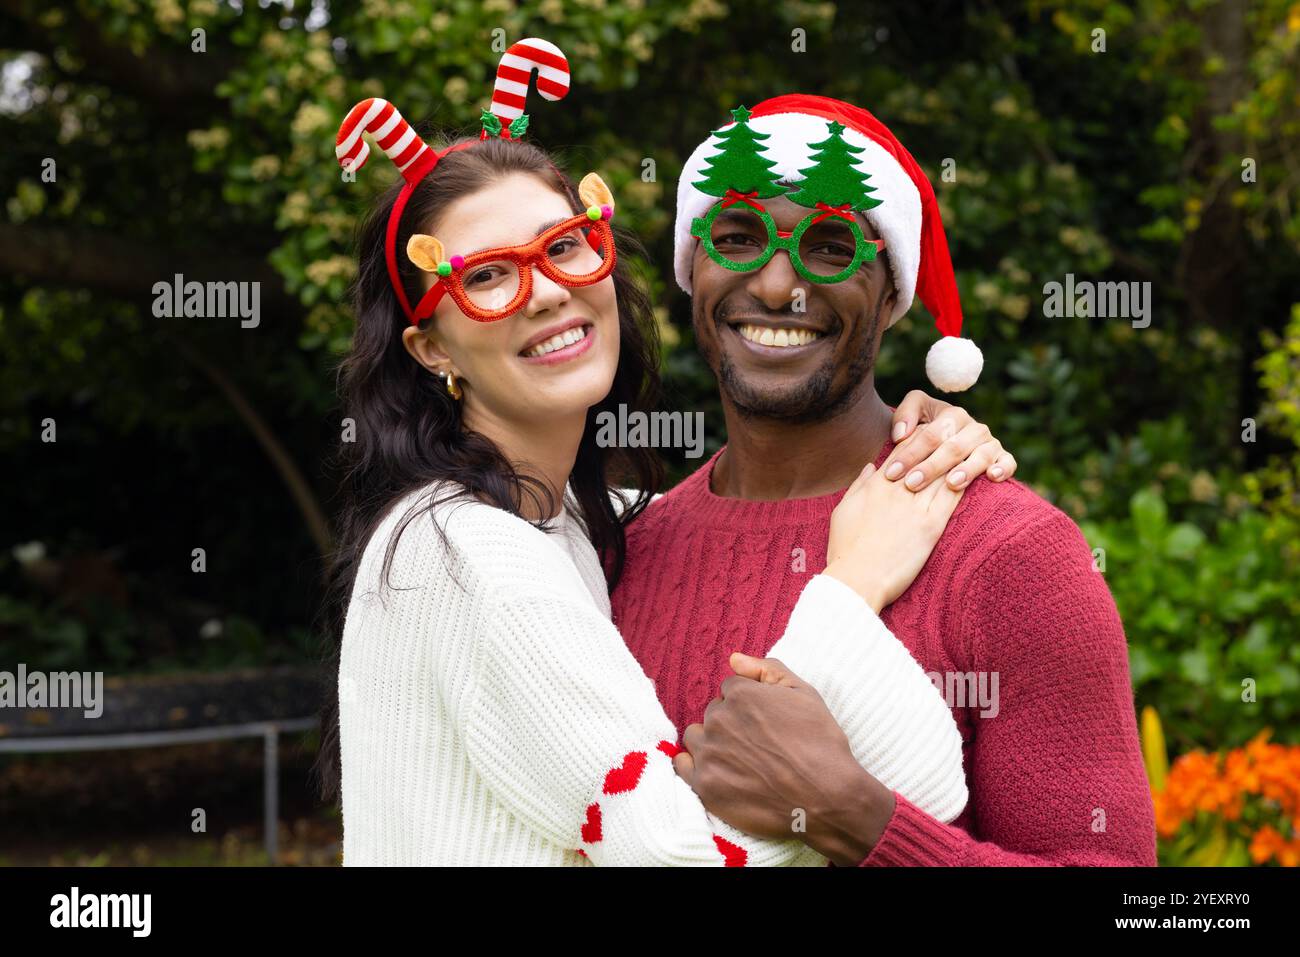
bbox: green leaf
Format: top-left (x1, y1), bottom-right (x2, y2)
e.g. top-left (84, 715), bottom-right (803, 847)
top-left (1165, 523), bottom-right (1205, 559)
top-left (1131, 488), bottom-right (1168, 544)
top-left (1177, 649), bottom-right (1211, 685)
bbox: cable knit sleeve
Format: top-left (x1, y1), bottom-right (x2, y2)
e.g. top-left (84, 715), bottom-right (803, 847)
top-left (465, 582), bottom-right (818, 866)
top-left (856, 509), bottom-right (1158, 866)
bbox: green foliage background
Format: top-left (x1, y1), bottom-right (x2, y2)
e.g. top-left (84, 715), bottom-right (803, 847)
top-left (1, 0), bottom-right (1298, 759)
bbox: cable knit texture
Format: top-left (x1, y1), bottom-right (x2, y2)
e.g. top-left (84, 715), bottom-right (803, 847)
top-left (610, 443), bottom-right (1158, 867)
top-left (338, 483), bottom-right (967, 866)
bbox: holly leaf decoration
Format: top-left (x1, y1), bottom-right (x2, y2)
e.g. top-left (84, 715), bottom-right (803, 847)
top-left (508, 114), bottom-right (530, 138)
top-left (480, 110), bottom-right (502, 137)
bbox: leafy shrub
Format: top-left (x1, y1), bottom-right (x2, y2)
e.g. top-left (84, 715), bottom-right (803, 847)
top-left (1082, 489), bottom-right (1300, 752)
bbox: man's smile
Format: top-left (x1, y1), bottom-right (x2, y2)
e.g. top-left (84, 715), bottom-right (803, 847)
top-left (722, 316), bottom-right (835, 360)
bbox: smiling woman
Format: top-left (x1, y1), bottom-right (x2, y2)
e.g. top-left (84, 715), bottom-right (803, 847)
top-left (399, 171), bottom-right (623, 427)
top-left (317, 116), bottom-right (668, 782)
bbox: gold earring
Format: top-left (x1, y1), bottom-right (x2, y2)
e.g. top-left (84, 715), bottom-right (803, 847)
top-left (445, 371), bottom-right (462, 401)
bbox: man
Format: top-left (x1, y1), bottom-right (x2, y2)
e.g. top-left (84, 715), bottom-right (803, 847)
top-left (610, 95), bottom-right (1156, 866)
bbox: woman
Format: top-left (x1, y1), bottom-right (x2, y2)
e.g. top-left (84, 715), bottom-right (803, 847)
top-left (317, 101), bottom-right (1015, 865)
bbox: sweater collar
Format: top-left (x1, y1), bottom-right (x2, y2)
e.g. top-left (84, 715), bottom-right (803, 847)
top-left (672, 439), bottom-right (897, 529)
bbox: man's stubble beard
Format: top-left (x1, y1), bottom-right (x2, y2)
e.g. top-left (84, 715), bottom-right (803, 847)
top-left (701, 284), bottom-right (889, 426)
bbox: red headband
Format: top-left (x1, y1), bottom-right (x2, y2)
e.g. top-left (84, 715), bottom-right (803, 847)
top-left (382, 141), bottom-right (475, 322)
top-left (335, 38), bottom-right (575, 325)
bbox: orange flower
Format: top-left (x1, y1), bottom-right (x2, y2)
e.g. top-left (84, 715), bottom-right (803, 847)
top-left (1249, 825), bottom-right (1284, 865)
top-left (1153, 731), bottom-right (1300, 864)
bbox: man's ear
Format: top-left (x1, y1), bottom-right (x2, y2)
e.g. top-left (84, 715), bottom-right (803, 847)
top-left (578, 172), bottom-right (614, 215)
top-left (407, 234), bottom-right (446, 273)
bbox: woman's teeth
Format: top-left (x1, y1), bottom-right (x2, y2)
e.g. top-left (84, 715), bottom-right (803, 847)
top-left (523, 325), bottom-right (588, 358)
top-left (736, 324), bottom-right (823, 347)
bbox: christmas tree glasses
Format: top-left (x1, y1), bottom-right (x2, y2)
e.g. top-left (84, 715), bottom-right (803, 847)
top-left (690, 198), bottom-right (887, 284)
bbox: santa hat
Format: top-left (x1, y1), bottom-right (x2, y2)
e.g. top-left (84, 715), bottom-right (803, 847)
top-left (674, 94), bottom-right (982, 392)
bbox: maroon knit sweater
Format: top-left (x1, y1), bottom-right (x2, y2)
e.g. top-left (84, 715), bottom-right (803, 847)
top-left (610, 443), bottom-right (1157, 866)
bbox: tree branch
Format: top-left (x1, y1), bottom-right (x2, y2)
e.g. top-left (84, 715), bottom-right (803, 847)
top-left (0, 222), bottom-right (298, 316)
top-left (0, 0), bottom-right (236, 114)
top-left (159, 326), bottom-right (334, 561)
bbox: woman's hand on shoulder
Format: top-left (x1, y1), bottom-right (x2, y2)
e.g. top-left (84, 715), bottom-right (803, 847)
top-left (825, 461), bottom-right (965, 614)
top-left (884, 390), bottom-right (1017, 492)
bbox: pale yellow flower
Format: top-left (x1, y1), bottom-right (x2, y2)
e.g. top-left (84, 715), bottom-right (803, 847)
top-left (281, 192), bottom-right (311, 226)
top-left (154, 0), bottom-right (184, 29)
top-left (1189, 471), bottom-right (1219, 503)
top-left (306, 256), bottom-right (358, 286)
top-left (1000, 294), bottom-right (1031, 320)
top-left (187, 127), bottom-right (231, 151)
top-left (973, 279), bottom-right (1000, 307)
top-left (292, 103), bottom-right (331, 137)
top-left (444, 77), bottom-right (470, 105)
top-left (306, 48), bottom-right (333, 73)
top-left (249, 156), bottom-right (280, 181)
top-left (991, 95), bottom-right (1018, 117)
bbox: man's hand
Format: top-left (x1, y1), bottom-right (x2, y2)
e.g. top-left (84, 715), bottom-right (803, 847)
top-left (673, 653), bottom-right (895, 865)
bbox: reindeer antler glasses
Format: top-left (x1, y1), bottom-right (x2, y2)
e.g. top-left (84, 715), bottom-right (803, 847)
top-left (408, 205), bottom-right (616, 324)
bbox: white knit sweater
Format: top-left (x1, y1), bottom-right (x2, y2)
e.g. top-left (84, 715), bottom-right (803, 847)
top-left (338, 483), bottom-right (967, 866)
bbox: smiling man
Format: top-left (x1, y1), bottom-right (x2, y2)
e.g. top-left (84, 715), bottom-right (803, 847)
top-left (609, 95), bottom-right (1156, 866)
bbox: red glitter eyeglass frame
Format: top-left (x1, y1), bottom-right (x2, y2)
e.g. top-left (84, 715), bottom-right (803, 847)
top-left (410, 210), bottom-right (616, 324)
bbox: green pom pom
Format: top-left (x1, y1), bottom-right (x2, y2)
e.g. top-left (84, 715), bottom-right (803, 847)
top-left (436, 261), bottom-right (452, 276)
top-left (586, 206), bottom-right (601, 220)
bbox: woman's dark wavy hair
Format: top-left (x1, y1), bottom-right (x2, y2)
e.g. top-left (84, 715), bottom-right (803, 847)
top-left (313, 134), bottom-right (664, 805)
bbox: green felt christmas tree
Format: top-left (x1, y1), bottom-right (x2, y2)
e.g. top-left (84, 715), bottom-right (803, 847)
top-left (692, 106), bottom-right (786, 199)
top-left (787, 120), bottom-right (882, 211)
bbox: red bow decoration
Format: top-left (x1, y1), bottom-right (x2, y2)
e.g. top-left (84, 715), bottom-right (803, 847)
top-left (721, 188), bottom-right (764, 212)
top-left (810, 201), bottom-right (854, 224)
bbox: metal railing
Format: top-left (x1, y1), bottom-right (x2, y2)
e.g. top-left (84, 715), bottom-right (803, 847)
top-left (0, 717), bottom-right (317, 864)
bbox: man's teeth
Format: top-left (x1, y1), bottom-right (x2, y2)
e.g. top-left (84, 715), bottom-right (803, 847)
top-left (736, 324), bottom-right (823, 347)
top-left (524, 326), bottom-right (588, 358)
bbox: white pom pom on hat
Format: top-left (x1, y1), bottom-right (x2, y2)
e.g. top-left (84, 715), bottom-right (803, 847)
top-left (926, 335), bottom-right (984, 393)
top-left (675, 93), bottom-right (982, 392)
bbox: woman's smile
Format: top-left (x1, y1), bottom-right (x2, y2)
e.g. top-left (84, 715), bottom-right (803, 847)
top-left (519, 319), bottom-right (596, 364)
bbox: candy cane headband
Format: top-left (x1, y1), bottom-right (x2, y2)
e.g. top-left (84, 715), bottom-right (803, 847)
top-left (334, 38), bottom-right (576, 325)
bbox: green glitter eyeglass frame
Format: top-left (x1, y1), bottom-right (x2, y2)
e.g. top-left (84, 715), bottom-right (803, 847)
top-left (689, 199), bottom-right (887, 284)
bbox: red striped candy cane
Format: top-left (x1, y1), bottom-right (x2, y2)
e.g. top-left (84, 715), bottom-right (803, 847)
top-left (335, 98), bottom-right (433, 183)
top-left (489, 37), bottom-right (570, 122)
